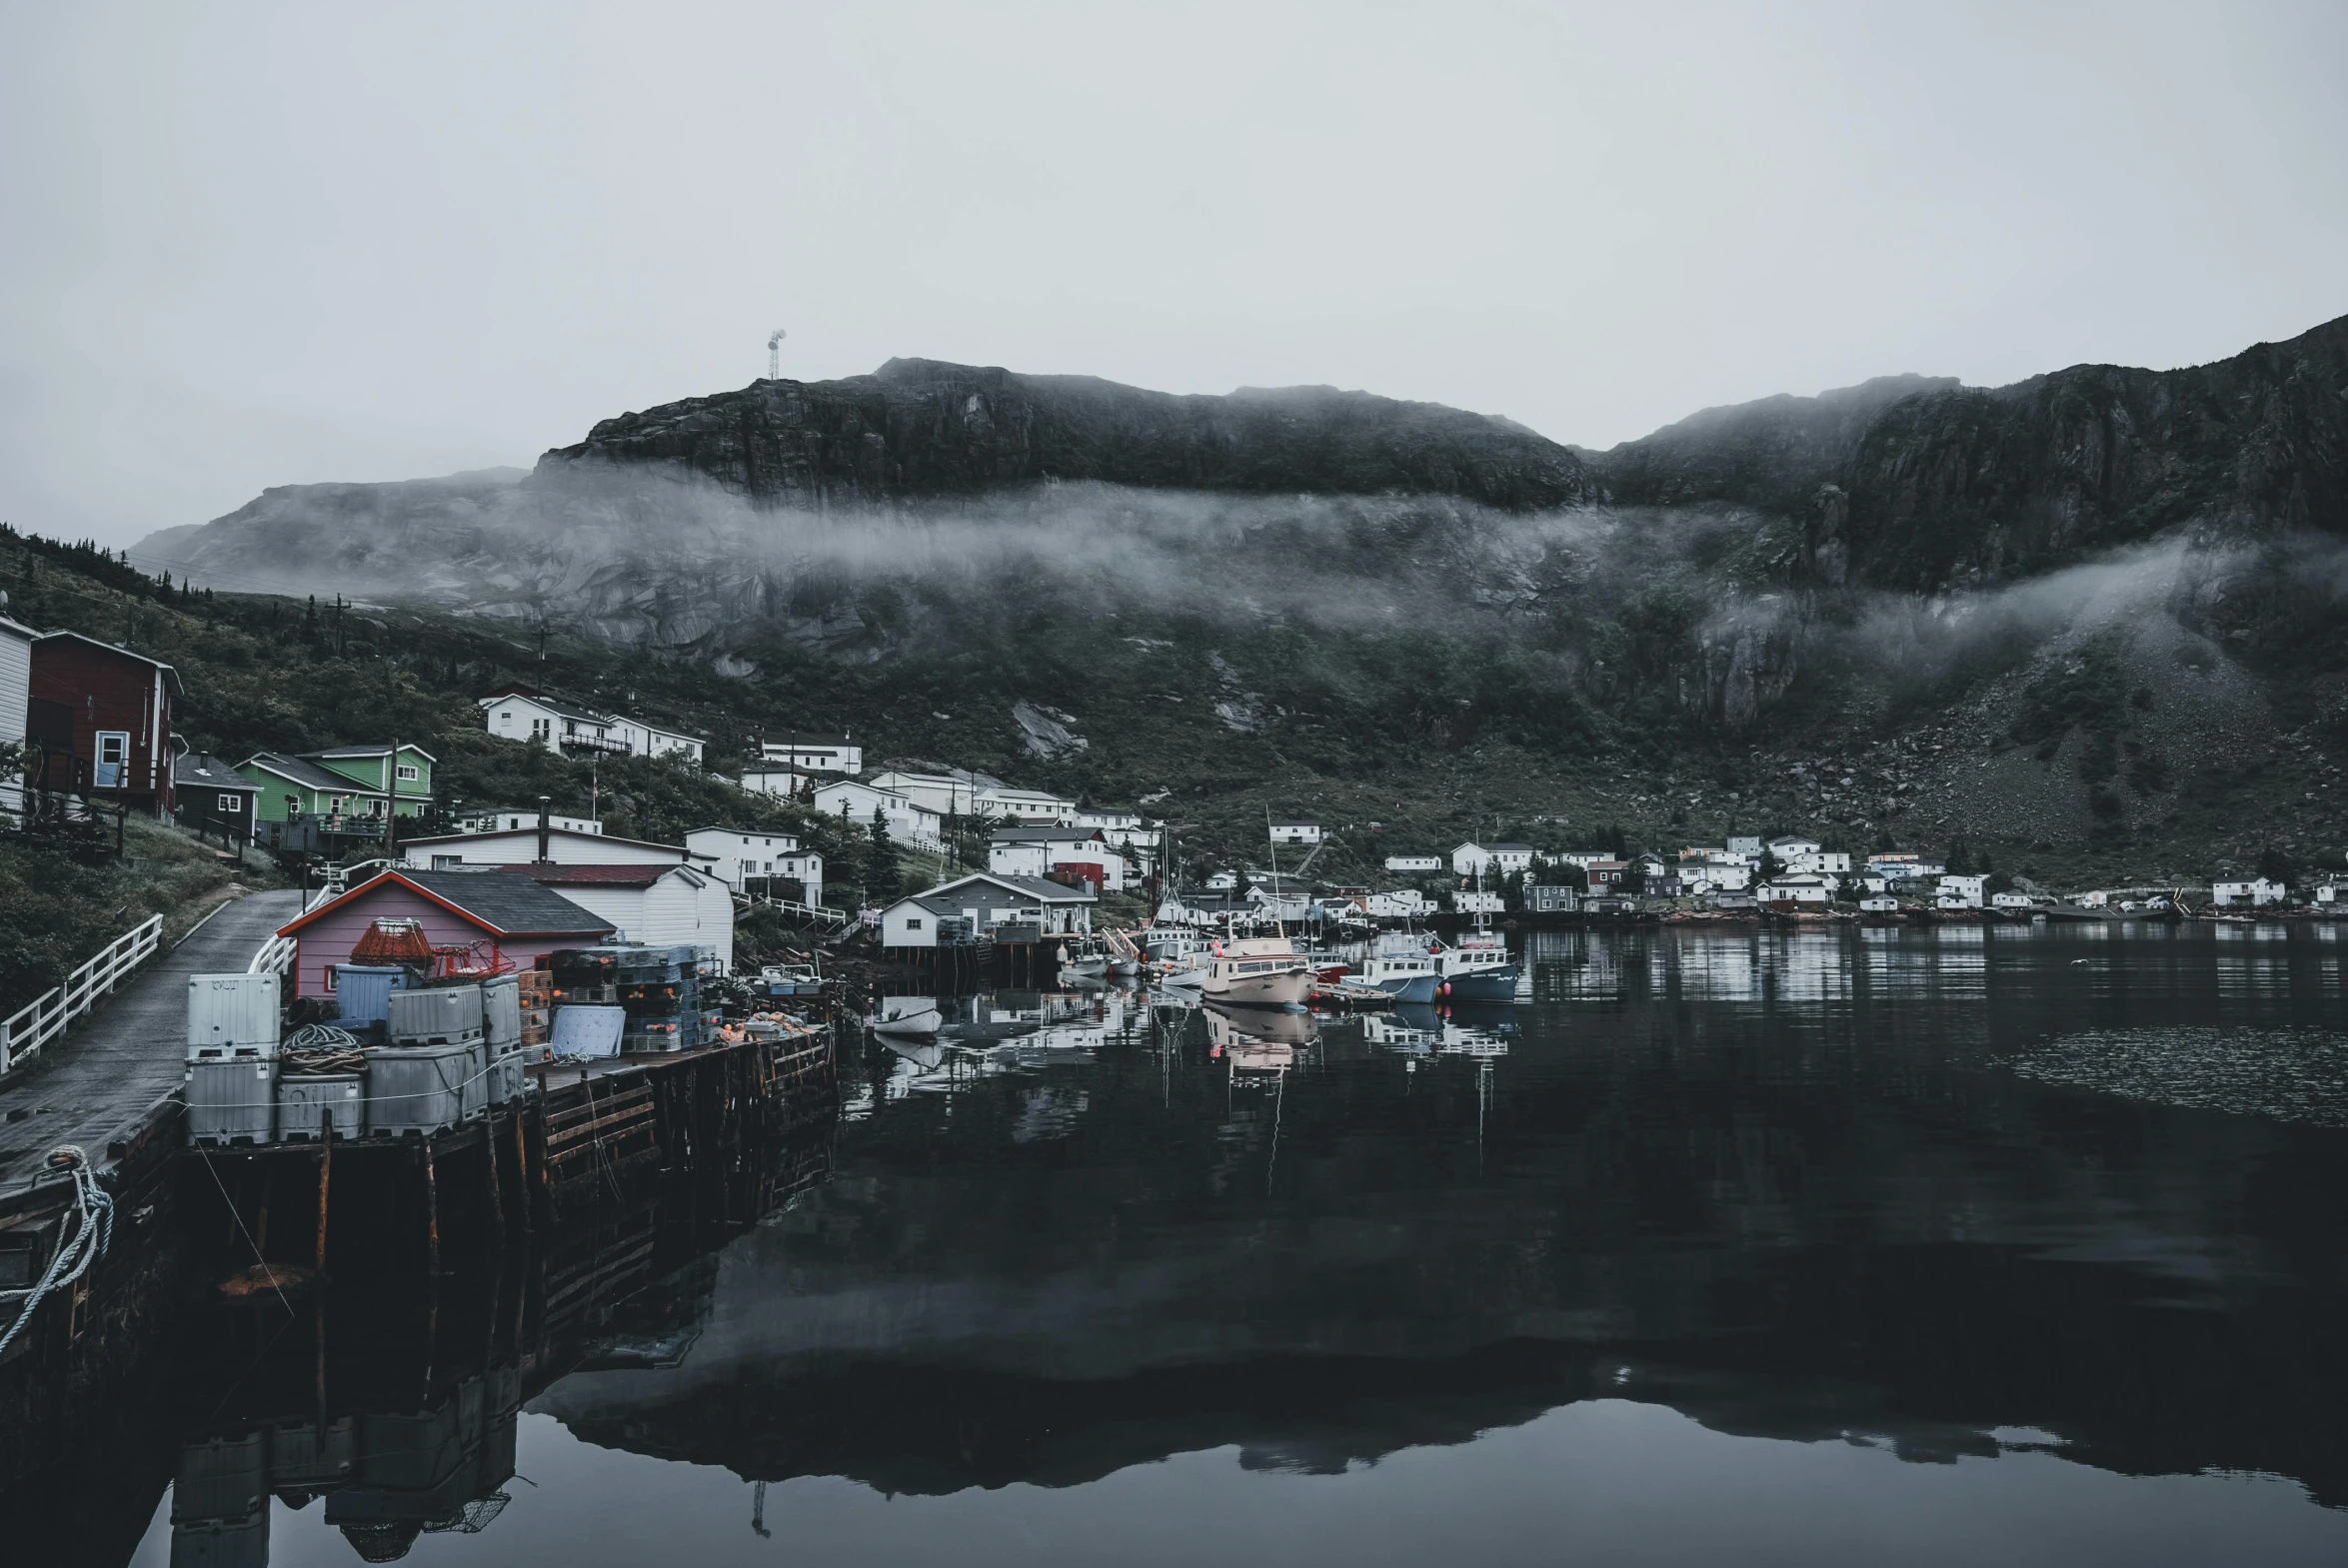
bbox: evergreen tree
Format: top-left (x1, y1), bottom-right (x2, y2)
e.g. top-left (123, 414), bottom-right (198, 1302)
top-left (865, 806), bottom-right (901, 902)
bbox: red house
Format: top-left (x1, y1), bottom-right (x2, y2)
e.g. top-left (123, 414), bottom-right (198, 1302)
top-left (27, 631), bottom-right (183, 814)
top-left (275, 867), bottom-right (615, 999)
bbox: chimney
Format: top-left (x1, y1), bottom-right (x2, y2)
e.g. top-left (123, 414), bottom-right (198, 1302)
top-left (537, 795), bottom-right (552, 863)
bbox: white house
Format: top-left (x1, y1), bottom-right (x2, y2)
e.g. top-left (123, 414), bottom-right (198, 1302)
top-left (516, 862), bottom-right (734, 971)
top-left (1785, 848), bottom-right (1852, 876)
top-left (2212, 876), bottom-right (2287, 907)
top-left (975, 784), bottom-right (1078, 826)
top-left (1936, 874), bottom-right (1988, 909)
top-left (880, 870), bottom-right (1095, 949)
top-left (1454, 890), bottom-right (1504, 914)
top-left (1859, 894), bottom-right (1900, 913)
top-left (684, 826), bottom-right (823, 906)
top-left (867, 769), bottom-right (997, 817)
top-left (1726, 835), bottom-right (1762, 858)
top-left (1759, 875), bottom-right (1834, 905)
top-left (813, 780), bottom-right (945, 850)
top-left (1269, 817), bottom-right (1323, 845)
top-left (1204, 869), bottom-right (1238, 891)
top-left (1991, 890), bottom-right (2038, 910)
top-left (761, 734), bottom-right (862, 774)
top-left (2314, 883), bottom-right (2344, 905)
top-left (1556, 850), bottom-right (1615, 869)
top-left (1454, 841), bottom-right (1538, 877)
top-left (458, 805), bottom-right (601, 836)
top-left (1684, 863), bottom-right (1752, 894)
top-left (1078, 805), bottom-right (1145, 835)
top-left (988, 826), bottom-right (1126, 891)
top-left (1384, 854), bottom-right (1443, 873)
top-left (738, 765), bottom-right (813, 799)
top-left (397, 824), bottom-right (691, 870)
top-left (0, 608), bottom-right (34, 812)
top-left (1363, 889), bottom-right (1433, 917)
top-left (480, 688), bottom-right (704, 764)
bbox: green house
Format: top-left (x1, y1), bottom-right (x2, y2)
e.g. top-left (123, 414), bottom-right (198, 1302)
top-left (237, 743), bottom-right (436, 823)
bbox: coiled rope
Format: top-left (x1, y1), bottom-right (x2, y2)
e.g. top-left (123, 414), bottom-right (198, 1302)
top-left (0, 1145), bottom-right (115, 1358)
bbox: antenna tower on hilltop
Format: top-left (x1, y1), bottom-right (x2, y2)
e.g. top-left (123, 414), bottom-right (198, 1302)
top-left (767, 328), bottom-right (788, 380)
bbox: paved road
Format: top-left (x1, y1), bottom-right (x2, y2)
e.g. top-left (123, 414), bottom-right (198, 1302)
top-left (0, 889), bottom-right (302, 1195)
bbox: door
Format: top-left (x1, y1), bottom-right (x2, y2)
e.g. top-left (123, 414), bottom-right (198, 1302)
top-left (93, 731), bottom-right (129, 789)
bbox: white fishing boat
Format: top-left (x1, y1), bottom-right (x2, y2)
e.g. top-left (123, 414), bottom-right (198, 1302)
top-left (872, 995), bottom-right (944, 1038)
top-left (1198, 934), bottom-right (1312, 1007)
top-left (1357, 935), bottom-right (1442, 1002)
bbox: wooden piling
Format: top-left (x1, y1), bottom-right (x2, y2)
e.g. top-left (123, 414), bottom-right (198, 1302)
top-left (314, 1110), bottom-right (332, 1273)
top-left (422, 1140), bottom-right (442, 1277)
top-left (483, 1115), bottom-right (506, 1254)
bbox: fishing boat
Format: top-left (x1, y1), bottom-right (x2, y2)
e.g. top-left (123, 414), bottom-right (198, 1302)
top-left (872, 995), bottom-right (944, 1038)
top-left (1199, 935), bottom-right (1313, 1007)
top-left (1437, 856), bottom-right (1522, 1001)
top-left (1356, 934), bottom-right (1442, 1002)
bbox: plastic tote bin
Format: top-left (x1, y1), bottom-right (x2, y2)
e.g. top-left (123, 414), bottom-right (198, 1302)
top-left (456, 1037), bottom-right (492, 1121)
top-left (387, 984), bottom-right (483, 1046)
top-left (332, 965), bottom-right (406, 1029)
top-left (187, 973), bottom-right (280, 1059)
top-left (186, 1059), bottom-right (276, 1146)
top-left (550, 1004), bottom-right (625, 1059)
top-left (481, 974), bottom-right (521, 1049)
top-left (277, 1071), bottom-right (364, 1141)
top-left (486, 1051), bottom-right (527, 1106)
top-left (363, 1041), bottom-right (474, 1136)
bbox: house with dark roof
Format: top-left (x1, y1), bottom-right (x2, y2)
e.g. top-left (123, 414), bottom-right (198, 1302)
top-left (236, 744), bottom-right (434, 824)
top-left (987, 825), bottom-right (1123, 889)
top-left (480, 685), bottom-right (705, 765)
top-left (173, 752), bottom-right (262, 846)
top-left (1267, 816), bottom-right (1322, 844)
top-left (274, 868), bottom-right (615, 998)
top-left (879, 871), bottom-right (1095, 951)
top-left (1452, 841), bottom-right (1538, 878)
top-left (501, 861), bottom-right (735, 970)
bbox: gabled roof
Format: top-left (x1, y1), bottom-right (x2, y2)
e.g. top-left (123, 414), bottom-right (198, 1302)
top-left (500, 862), bottom-right (670, 887)
top-left (304, 742), bottom-right (441, 764)
top-left (921, 870), bottom-right (1096, 904)
top-left (278, 869), bottom-right (615, 939)
top-left (481, 690), bottom-right (614, 725)
top-left (175, 753), bottom-right (259, 790)
top-left (242, 751), bottom-right (385, 795)
top-left (32, 630), bottom-right (184, 696)
top-left (398, 823), bottom-right (690, 856)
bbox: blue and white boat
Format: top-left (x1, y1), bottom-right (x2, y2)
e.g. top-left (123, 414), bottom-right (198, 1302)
top-left (1435, 930), bottom-right (1520, 1001)
top-left (1357, 937), bottom-right (1442, 1002)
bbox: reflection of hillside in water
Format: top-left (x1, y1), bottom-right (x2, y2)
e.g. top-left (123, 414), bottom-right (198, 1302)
top-left (536, 933), bottom-right (2348, 1508)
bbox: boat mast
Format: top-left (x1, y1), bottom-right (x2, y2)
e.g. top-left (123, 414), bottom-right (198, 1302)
top-left (1264, 806), bottom-right (1284, 938)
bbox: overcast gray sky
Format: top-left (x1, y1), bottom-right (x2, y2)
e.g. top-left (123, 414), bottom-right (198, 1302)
top-left (3, 1), bottom-right (2343, 548)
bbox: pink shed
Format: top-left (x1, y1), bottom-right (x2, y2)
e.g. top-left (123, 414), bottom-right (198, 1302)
top-left (277, 870), bottom-right (615, 998)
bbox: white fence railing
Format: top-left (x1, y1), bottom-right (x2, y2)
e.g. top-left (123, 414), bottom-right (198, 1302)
top-left (0, 913), bottom-right (165, 1076)
top-left (248, 933), bottom-right (298, 979)
top-left (741, 894), bottom-right (849, 926)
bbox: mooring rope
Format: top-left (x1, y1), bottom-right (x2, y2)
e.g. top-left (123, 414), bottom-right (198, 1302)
top-left (0, 1146), bottom-right (116, 1358)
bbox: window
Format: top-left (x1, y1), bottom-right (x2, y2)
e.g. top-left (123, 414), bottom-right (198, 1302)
top-left (498, 712), bottom-right (511, 727)
top-left (395, 764), bottom-right (419, 782)
top-left (218, 793), bottom-right (243, 812)
top-left (432, 854), bottom-right (463, 868)
top-left (906, 917), bottom-right (924, 931)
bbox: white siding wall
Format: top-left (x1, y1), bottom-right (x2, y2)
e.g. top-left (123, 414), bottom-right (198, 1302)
top-left (0, 620), bottom-right (31, 809)
top-left (399, 828), bottom-right (685, 868)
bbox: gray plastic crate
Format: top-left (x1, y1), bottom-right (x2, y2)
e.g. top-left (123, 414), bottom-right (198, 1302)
top-left (186, 973), bottom-right (280, 1060)
top-left (457, 1037), bottom-right (491, 1121)
top-left (277, 1071), bottom-right (364, 1141)
top-left (386, 984), bottom-right (483, 1046)
top-left (186, 1060), bottom-right (276, 1147)
top-left (363, 1040), bottom-right (475, 1136)
top-left (481, 974), bottom-right (521, 1049)
top-left (486, 1050), bottom-right (526, 1106)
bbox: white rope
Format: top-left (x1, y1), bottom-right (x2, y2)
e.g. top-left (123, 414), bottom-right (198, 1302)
top-left (0, 1146), bottom-right (115, 1358)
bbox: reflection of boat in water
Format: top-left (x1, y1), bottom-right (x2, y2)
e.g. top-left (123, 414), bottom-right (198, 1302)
top-left (873, 995), bottom-right (943, 1038)
top-left (1204, 999), bottom-right (1318, 1046)
top-left (1204, 1005), bottom-right (1296, 1078)
top-left (1200, 935), bottom-right (1313, 1007)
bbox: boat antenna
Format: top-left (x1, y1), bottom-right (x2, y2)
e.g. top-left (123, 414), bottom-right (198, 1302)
top-left (1264, 806), bottom-right (1283, 937)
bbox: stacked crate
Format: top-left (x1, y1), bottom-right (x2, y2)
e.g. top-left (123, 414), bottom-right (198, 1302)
top-left (186, 974), bottom-right (281, 1146)
top-left (618, 945), bottom-right (700, 1053)
top-left (516, 964), bottom-right (553, 1057)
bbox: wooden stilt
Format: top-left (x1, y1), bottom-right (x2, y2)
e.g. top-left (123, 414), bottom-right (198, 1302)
top-left (422, 1139), bottom-right (442, 1277)
top-left (483, 1117), bottom-right (506, 1254)
top-left (314, 1110), bottom-right (332, 1273)
top-left (514, 1110), bottom-right (534, 1233)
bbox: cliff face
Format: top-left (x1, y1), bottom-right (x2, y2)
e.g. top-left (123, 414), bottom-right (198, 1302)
top-left (1589, 314), bottom-right (2348, 590)
top-left (546, 359), bottom-right (1604, 512)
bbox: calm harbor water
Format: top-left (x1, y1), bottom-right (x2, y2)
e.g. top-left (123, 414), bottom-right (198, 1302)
top-left (126, 924), bottom-right (2348, 1565)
